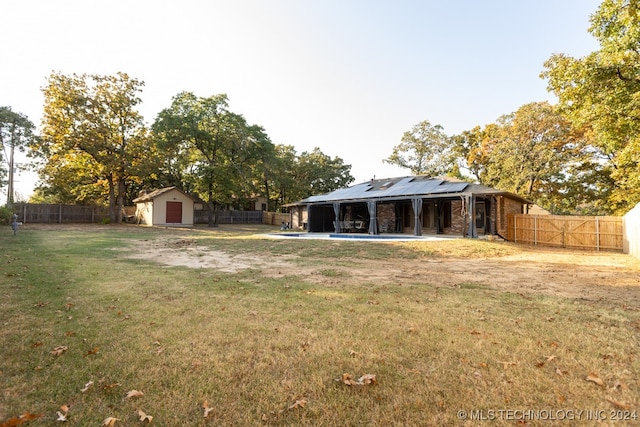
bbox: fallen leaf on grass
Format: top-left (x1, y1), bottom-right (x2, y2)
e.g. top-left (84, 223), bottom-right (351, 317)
top-left (337, 373), bottom-right (377, 386)
top-left (288, 399), bottom-right (307, 410)
top-left (136, 409), bottom-right (153, 423)
top-left (126, 390), bottom-right (144, 399)
top-left (202, 400), bottom-right (214, 418)
top-left (586, 372), bottom-right (604, 386)
top-left (606, 397), bottom-right (631, 410)
top-left (56, 404), bottom-right (69, 422)
top-left (102, 383), bottom-right (120, 390)
top-left (50, 346), bottom-right (68, 356)
top-left (83, 347), bottom-right (99, 357)
top-left (102, 417), bottom-right (119, 426)
top-left (0, 412), bottom-right (43, 426)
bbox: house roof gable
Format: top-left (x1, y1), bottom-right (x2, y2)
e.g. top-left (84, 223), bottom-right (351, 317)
top-left (133, 186), bottom-right (195, 203)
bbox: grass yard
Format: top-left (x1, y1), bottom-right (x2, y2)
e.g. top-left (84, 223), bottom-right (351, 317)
top-left (1, 224), bottom-right (639, 426)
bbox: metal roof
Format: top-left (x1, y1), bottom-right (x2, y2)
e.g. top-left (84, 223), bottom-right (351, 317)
top-left (298, 176), bottom-right (476, 204)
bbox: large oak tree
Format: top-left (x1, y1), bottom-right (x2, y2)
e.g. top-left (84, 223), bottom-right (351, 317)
top-left (36, 72), bottom-right (152, 221)
top-left (152, 92), bottom-right (273, 226)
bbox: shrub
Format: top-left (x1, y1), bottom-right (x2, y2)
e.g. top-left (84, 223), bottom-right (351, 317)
top-left (0, 206), bottom-right (13, 225)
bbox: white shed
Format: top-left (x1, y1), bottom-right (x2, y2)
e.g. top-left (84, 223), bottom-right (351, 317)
top-left (133, 187), bottom-right (195, 227)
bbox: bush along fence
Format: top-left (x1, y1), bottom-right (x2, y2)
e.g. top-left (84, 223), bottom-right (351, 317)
top-left (507, 214), bottom-right (623, 252)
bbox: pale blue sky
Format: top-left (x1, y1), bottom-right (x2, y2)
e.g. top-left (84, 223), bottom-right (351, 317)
top-left (2, 0), bottom-right (602, 199)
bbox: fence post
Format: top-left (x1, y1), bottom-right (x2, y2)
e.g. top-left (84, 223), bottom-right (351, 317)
top-left (596, 217), bottom-right (600, 252)
top-left (534, 215), bottom-right (537, 245)
top-left (59, 204), bottom-right (62, 224)
top-left (514, 215), bottom-right (517, 243)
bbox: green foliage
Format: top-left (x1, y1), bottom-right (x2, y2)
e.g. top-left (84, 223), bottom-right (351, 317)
top-left (34, 72), bottom-right (153, 218)
top-left (0, 206), bottom-right (12, 225)
top-left (542, 0), bottom-right (640, 214)
top-left (152, 94), bottom-right (354, 213)
top-left (384, 120), bottom-right (454, 176)
top-left (152, 92), bottom-right (275, 225)
top-left (460, 102), bottom-right (602, 214)
top-left (0, 106), bottom-right (36, 204)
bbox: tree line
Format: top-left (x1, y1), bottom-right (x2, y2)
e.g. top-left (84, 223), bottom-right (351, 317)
top-left (2, 0), bottom-right (639, 219)
top-left (1, 73), bottom-right (353, 224)
top-left (385, 0), bottom-right (639, 215)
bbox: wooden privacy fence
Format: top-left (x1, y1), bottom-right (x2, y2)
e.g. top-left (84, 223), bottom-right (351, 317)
top-left (507, 214), bottom-right (623, 251)
top-left (263, 211), bottom-right (290, 226)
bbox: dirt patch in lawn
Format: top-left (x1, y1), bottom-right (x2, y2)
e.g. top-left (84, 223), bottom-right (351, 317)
top-left (126, 237), bottom-right (294, 273)
top-left (125, 234), bottom-right (640, 305)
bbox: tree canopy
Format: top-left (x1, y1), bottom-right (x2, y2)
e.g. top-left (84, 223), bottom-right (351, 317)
top-left (34, 72), bottom-right (153, 221)
top-left (150, 92), bottom-right (352, 220)
top-left (542, 0), bottom-right (640, 213)
top-left (384, 121), bottom-right (454, 177)
top-left (0, 106), bottom-right (36, 205)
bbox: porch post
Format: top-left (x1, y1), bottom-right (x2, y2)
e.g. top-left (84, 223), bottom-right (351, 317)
top-left (467, 195), bottom-right (477, 238)
top-left (412, 197), bottom-right (423, 236)
top-left (367, 200), bottom-right (378, 235)
top-left (333, 202), bottom-right (341, 233)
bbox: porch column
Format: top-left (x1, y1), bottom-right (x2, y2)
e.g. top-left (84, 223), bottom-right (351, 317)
top-left (367, 200), bottom-right (378, 235)
top-left (333, 202), bottom-right (341, 233)
top-left (412, 197), bottom-right (423, 236)
top-left (467, 195), bottom-right (477, 238)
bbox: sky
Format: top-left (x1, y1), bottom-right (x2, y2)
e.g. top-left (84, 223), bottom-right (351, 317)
top-left (1, 0), bottom-right (602, 201)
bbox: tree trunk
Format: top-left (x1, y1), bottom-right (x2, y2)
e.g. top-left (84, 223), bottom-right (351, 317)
top-left (116, 178), bottom-right (125, 224)
top-left (264, 179), bottom-right (270, 212)
top-left (207, 182), bottom-right (218, 227)
top-left (108, 175), bottom-right (116, 223)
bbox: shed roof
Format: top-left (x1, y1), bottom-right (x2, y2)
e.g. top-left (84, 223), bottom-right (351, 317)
top-left (133, 186), bottom-right (195, 203)
top-left (291, 176), bottom-right (532, 205)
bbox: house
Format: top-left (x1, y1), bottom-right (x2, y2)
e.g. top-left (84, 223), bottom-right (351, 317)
top-left (133, 187), bottom-right (195, 227)
top-left (286, 176), bottom-right (532, 238)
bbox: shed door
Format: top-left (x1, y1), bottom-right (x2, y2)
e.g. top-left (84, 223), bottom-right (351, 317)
top-left (166, 201), bottom-right (182, 223)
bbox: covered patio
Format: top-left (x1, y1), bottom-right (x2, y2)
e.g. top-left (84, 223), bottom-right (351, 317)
top-left (288, 176), bottom-right (531, 239)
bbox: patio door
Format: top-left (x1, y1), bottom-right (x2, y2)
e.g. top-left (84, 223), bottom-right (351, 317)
top-left (166, 201), bottom-right (182, 223)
